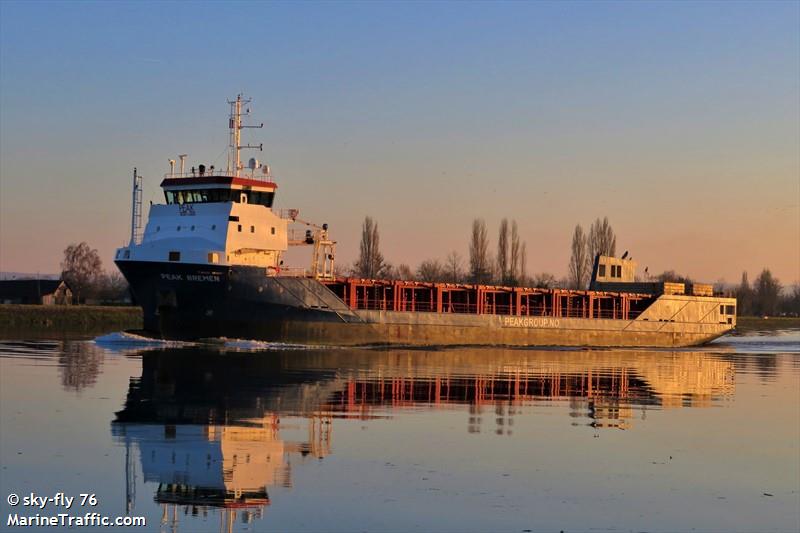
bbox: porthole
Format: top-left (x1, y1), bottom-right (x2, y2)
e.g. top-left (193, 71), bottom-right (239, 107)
top-left (156, 226), bottom-right (160, 232)
top-left (191, 225), bottom-right (195, 231)
top-left (250, 225), bottom-right (255, 233)
top-left (211, 224), bottom-right (216, 230)
top-left (176, 226), bottom-right (181, 231)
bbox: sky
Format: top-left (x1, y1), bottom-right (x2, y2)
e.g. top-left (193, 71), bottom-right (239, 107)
top-left (1, 1), bottom-right (798, 285)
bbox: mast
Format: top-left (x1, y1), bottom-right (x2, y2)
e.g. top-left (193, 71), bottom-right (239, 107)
top-left (130, 168), bottom-right (142, 245)
top-left (227, 94), bottom-right (263, 177)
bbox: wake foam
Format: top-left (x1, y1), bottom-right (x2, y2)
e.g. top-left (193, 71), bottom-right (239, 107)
top-left (93, 331), bottom-right (193, 352)
top-left (214, 338), bottom-right (324, 351)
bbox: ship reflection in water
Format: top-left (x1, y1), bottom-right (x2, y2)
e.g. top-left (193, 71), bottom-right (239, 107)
top-left (111, 347), bottom-right (735, 530)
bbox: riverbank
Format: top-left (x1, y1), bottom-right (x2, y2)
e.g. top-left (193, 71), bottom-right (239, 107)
top-left (736, 316), bottom-right (800, 332)
top-left (0, 304), bottom-right (142, 338)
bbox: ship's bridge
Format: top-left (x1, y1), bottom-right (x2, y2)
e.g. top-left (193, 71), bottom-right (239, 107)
top-left (160, 170), bottom-right (277, 208)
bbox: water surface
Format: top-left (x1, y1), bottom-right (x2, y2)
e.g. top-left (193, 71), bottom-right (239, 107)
top-left (1, 332), bottom-right (798, 532)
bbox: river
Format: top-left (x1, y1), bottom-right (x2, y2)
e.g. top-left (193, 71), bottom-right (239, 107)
top-left (0, 331), bottom-right (798, 532)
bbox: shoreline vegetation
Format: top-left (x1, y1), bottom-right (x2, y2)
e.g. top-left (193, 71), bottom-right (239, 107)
top-left (0, 304), bottom-right (796, 338)
top-left (0, 305), bottom-right (142, 337)
top-left (735, 316), bottom-right (800, 332)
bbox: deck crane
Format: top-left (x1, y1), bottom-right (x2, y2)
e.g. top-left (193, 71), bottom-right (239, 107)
top-left (285, 210), bottom-right (336, 279)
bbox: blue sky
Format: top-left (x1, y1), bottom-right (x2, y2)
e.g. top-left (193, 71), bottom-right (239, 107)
top-left (1, 1), bottom-right (798, 283)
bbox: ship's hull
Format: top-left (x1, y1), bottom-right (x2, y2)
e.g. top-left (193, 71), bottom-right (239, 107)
top-left (116, 261), bottom-right (732, 348)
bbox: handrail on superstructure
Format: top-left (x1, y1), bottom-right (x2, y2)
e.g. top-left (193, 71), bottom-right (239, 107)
top-left (162, 170), bottom-right (274, 181)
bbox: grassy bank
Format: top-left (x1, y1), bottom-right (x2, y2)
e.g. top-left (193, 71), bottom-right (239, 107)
top-left (0, 304), bottom-right (143, 338)
top-left (736, 316), bottom-right (800, 332)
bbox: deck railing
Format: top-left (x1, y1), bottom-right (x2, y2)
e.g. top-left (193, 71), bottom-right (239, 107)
top-left (343, 298), bottom-right (643, 320)
top-left (163, 170), bottom-right (275, 181)
top-left (276, 267), bottom-right (308, 277)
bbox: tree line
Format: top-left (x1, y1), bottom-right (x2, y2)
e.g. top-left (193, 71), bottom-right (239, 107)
top-left (60, 242), bottom-right (129, 303)
top-left (349, 216), bottom-right (800, 316)
top-left (731, 270), bottom-right (799, 317)
top-left (351, 215), bottom-right (621, 288)
top-left (351, 216), bottom-right (530, 286)
top-left (568, 217), bottom-right (617, 289)
top-left (351, 215), bottom-right (615, 288)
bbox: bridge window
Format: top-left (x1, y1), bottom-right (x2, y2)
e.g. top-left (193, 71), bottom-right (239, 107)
top-left (165, 189), bottom-right (275, 206)
top-left (165, 189), bottom-right (233, 204)
top-left (248, 191), bottom-right (275, 207)
top-left (250, 225), bottom-right (255, 233)
top-left (598, 265), bottom-right (606, 277)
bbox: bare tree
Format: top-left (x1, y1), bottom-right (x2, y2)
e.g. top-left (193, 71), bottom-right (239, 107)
top-left (519, 242), bottom-right (527, 286)
top-left (96, 271), bottom-right (130, 303)
top-left (394, 263), bottom-right (414, 281)
top-left (497, 218), bottom-right (509, 284)
top-left (469, 219), bottom-right (492, 284)
top-left (736, 271), bottom-right (754, 316)
top-left (61, 242), bottom-right (103, 303)
top-left (530, 272), bottom-right (557, 289)
top-left (509, 220), bottom-right (522, 286)
top-left (337, 261), bottom-right (358, 277)
top-left (568, 224), bottom-right (590, 289)
top-left (416, 259), bottom-right (443, 282)
top-left (588, 217), bottom-right (617, 260)
top-left (444, 251), bottom-right (464, 283)
top-left (356, 216), bottom-right (386, 278)
top-left (655, 270), bottom-right (693, 285)
top-left (781, 284), bottom-right (800, 316)
top-left (754, 269), bottom-right (781, 316)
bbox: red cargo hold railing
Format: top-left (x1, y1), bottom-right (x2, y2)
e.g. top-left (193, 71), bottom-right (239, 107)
top-left (321, 278), bottom-right (654, 321)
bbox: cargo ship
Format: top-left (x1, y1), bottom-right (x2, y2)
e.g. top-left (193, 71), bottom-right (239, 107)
top-left (115, 96), bottom-right (736, 347)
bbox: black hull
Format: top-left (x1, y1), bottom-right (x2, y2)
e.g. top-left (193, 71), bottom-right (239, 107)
top-left (115, 261), bottom-right (733, 347)
top-left (115, 261), bottom-right (362, 341)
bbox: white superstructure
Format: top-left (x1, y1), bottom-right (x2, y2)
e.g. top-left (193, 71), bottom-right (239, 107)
top-left (115, 95), bottom-right (335, 278)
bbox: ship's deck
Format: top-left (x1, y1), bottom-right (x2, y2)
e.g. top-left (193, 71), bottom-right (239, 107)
top-left (321, 277), bottom-right (657, 321)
